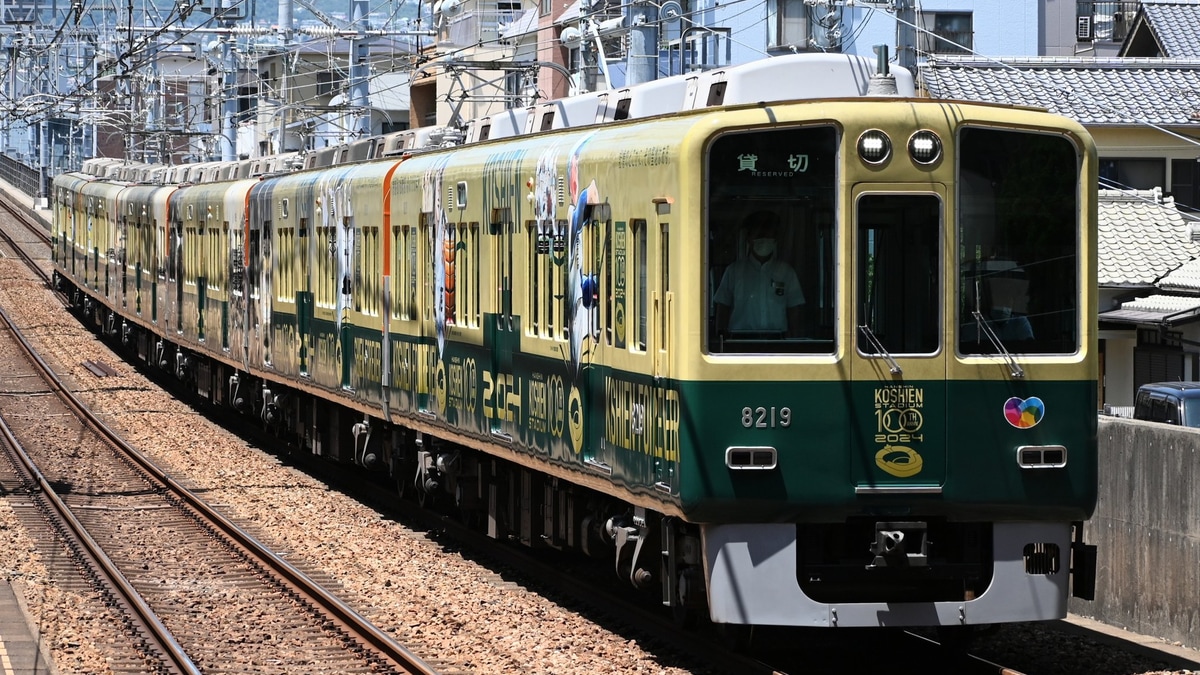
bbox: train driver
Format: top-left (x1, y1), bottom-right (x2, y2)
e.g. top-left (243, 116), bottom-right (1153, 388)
top-left (713, 211), bottom-right (805, 339)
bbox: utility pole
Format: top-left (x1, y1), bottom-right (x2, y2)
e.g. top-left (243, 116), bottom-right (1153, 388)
top-left (197, 0), bottom-right (246, 160)
top-left (220, 1), bottom-right (238, 160)
top-left (277, 0), bottom-right (293, 153)
top-left (579, 0), bottom-right (597, 93)
top-left (894, 0), bottom-right (916, 73)
top-left (626, 0), bottom-right (658, 86)
top-left (348, 0), bottom-right (373, 137)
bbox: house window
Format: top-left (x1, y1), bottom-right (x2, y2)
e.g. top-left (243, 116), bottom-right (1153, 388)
top-left (316, 71), bottom-right (344, 98)
top-left (505, 70), bottom-right (531, 109)
top-left (768, 0), bottom-right (808, 50)
top-left (1171, 159), bottom-right (1200, 213)
top-left (1099, 158), bottom-right (1165, 191)
top-left (920, 12), bottom-right (972, 55)
top-left (498, 0), bottom-right (521, 23)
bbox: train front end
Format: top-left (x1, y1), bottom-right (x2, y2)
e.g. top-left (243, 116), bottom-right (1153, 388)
top-left (682, 99), bottom-right (1098, 628)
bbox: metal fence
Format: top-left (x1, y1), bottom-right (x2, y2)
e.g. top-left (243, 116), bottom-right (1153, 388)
top-left (0, 154), bottom-right (41, 198)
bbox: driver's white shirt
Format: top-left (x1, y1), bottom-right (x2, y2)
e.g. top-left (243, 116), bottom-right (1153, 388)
top-left (714, 255), bottom-right (804, 332)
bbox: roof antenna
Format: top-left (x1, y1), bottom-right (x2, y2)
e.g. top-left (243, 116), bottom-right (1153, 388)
top-left (867, 44), bottom-right (899, 96)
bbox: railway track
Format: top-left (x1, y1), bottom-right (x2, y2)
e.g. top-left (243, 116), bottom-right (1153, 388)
top-left (0, 191), bottom-right (50, 284)
top-left (0, 298), bottom-right (438, 673)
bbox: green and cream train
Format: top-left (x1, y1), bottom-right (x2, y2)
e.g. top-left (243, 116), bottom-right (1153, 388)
top-left (52, 53), bottom-right (1098, 629)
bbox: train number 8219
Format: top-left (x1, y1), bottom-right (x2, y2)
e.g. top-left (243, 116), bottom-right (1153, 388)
top-left (741, 406), bottom-right (792, 428)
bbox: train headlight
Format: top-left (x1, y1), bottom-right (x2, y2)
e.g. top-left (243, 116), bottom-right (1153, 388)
top-left (908, 130), bottom-right (943, 165)
top-left (857, 129), bottom-right (892, 165)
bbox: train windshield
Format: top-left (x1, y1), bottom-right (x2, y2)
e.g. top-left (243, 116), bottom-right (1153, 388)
top-left (705, 125), bottom-right (838, 355)
top-left (957, 128), bottom-right (1080, 356)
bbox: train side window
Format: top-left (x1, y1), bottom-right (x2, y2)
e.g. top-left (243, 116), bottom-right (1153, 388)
top-left (155, 218), bottom-right (165, 280)
top-left (555, 220), bottom-right (567, 338)
top-left (390, 226), bottom-right (402, 319)
top-left (358, 226), bottom-right (370, 315)
top-left (287, 227), bottom-right (298, 301)
top-left (632, 218), bottom-right (648, 352)
top-left (605, 219), bottom-right (615, 346)
top-left (610, 219), bottom-right (627, 348)
top-left (421, 214), bottom-right (434, 322)
top-left (465, 223), bottom-right (480, 328)
top-left (210, 218), bottom-right (220, 290)
top-left (262, 221), bottom-right (273, 300)
top-left (490, 209), bottom-right (514, 327)
top-left (372, 226), bottom-right (383, 316)
top-left (274, 227), bottom-right (285, 300)
top-left (660, 222), bottom-right (669, 353)
top-left (594, 211), bottom-right (611, 350)
top-left (168, 218), bottom-right (179, 284)
top-left (315, 225), bottom-right (331, 309)
top-left (344, 216), bottom-right (358, 312)
top-left (185, 226), bottom-right (198, 287)
top-left (230, 222), bottom-right (244, 294)
top-left (219, 222), bottom-right (230, 292)
top-left (390, 224), bottom-right (415, 320)
top-left (287, 226), bottom-right (296, 300)
top-left (297, 218), bottom-right (308, 301)
top-left (526, 221), bottom-right (541, 336)
top-left (250, 225), bottom-right (263, 300)
top-left (405, 225), bottom-right (418, 319)
top-left (443, 223), bottom-right (457, 325)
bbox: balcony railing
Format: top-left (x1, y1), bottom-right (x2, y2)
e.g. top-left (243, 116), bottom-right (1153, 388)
top-left (1077, 1), bottom-right (1139, 42)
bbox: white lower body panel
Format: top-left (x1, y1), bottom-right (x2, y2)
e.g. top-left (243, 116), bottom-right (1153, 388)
top-left (703, 521), bottom-right (1069, 627)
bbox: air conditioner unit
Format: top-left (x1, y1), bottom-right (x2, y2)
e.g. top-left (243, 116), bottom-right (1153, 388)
top-left (1076, 15), bottom-right (1093, 41)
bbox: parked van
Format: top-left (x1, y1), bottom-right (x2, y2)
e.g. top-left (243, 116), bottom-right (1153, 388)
top-left (1133, 382), bottom-right (1200, 427)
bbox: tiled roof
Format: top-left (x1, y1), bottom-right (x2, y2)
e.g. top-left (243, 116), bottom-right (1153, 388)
top-left (1100, 293), bottom-right (1200, 325)
top-left (1118, 294), bottom-right (1200, 312)
top-left (1159, 257), bottom-right (1200, 292)
top-left (1098, 189), bottom-right (1200, 287)
top-left (1142, 1), bottom-right (1200, 58)
top-left (920, 57), bottom-right (1200, 125)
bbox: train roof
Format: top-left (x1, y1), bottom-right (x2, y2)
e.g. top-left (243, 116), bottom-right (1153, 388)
top-left (78, 53), bottom-right (915, 187)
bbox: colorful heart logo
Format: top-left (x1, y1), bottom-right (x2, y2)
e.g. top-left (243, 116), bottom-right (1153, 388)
top-left (1004, 396), bottom-right (1044, 429)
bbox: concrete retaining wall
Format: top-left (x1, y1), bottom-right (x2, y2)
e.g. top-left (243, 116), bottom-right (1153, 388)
top-left (1068, 417), bottom-right (1200, 647)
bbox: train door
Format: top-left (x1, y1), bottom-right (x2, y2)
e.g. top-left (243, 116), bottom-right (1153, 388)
top-left (849, 186), bottom-right (946, 491)
top-left (86, 197), bottom-right (96, 290)
top-left (117, 205), bottom-right (129, 307)
top-left (297, 211), bottom-right (312, 377)
top-left (154, 197), bottom-right (166, 324)
top-left (227, 195), bottom-right (246, 362)
top-left (168, 192), bottom-right (184, 333)
top-left (136, 203), bottom-right (150, 316)
top-left (338, 206), bottom-right (355, 389)
top-left (247, 214), bottom-right (262, 362)
top-left (261, 214), bottom-right (273, 367)
top-left (652, 215), bottom-right (675, 492)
